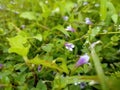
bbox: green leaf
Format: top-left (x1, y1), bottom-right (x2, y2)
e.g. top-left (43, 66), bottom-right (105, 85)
top-left (5, 87), bottom-right (12, 90)
top-left (57, 58), bottom-right (69, 74)
top-left (16, 84), bottom-right (28, 90)
top-left (111, 35), bottom-right (119, 42)
top-left (100, 0), bottom-right (107, 21)
top-left (58, 1), bottom-right (74, 15)
top-left (53, 73), bottom-right (99, 90)
top-left (52, 25), bottom-right (69, 37)
top-left (107, 1), bottom-right (118, 24)
top-left (39, 2), bottom-right (51, 18)
top-left (31, 88), bottom-right (39, 90)
top-left (20, 12), bottom-right (36, 20)
top-left (107, 1), bottom-right (116, 14)
top-left (29, 55), bottom-right (65, 73)
top-left (1, 76), bottom-right (10, 84)
top-left (90, 27), bottom-right (101, 41)
top-left (111, 14), bottom-right (118, 24)
top-left (107, 78), bottom-right (120, 90)
top-left (69, 84), bottom-right (80, 90)
top-left (8, 31), bottom-right (30, 56)
top-left (53, 73), bottom-right (67, 90)
top-left (36, 80), bottom-right (47, 90)
top-left (41, 43), bottom-right (53, 53)
top-left (33, 34), bottom-right (42, 41)
top-left (0, 28), bottom-right (4, 34)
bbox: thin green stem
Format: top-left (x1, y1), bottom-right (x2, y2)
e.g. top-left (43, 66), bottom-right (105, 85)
top-left (36, 22), bottom-right (50, 30)
top-left (70, 34), bottom-right (87, 43)
top-left (99, 32), bottom-right (120, 35)
top-left (23, 56), bottom-right (29, 64)
top-left (90, 46), bottom-right (109, 90)
top-left (11, 23), bottom-right (21, 32)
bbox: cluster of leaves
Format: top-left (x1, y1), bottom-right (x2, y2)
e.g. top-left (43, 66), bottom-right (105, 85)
top-left (0, 0), bottom-right (120, 90)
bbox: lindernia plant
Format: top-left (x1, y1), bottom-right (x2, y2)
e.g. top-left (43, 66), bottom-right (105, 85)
top-left (85, 17), bottom-right (92, 25)
top-left (65, 42), bottom-right (75, 51)
top-left (75, 54), bottom-right (90, 67)
top-left (0, 63), bottom-right (3, 69)
top-left (65, 25), bottom-right (75, 32)
top-left (63, 16), bottom-right (69, 21)
top-left (1, 0), bottom-right (120, 90)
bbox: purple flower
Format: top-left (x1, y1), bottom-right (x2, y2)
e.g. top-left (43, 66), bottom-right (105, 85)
top-left (21, 25), bottom-right (25, 29)
top-left (65, 42), bottom-right (75, 51)
top-left (85, 18), bottom-right (92, 25)
top-left (0, 64), bottom-right (3, 69)
top-left (63, 16), bottom-right (69, 21)
top-left (65, 25), bottom-right (75, 32)
top-left (38, 65), bottom-right (42, 72)
top-left (75, 54), bottom-right (90, 67)
top-left (80, 82), bottom-right (87, 89)
top-left (74, 82), bottom-right (87, 89)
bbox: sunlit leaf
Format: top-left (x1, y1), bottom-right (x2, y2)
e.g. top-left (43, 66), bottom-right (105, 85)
top-left (68, 85), bottom-right (80, 90)
top-left (53, 73), bottom-right (99, 90)
top-left (41, 43), bottom-right (53, 53)
top-left (30, 88), bottom-right (39, 90)
top-left (20, 12), bottom-right (36, 20)
top-left (59, 1), bottom-right (74, 15)
top-left (52, 25), bottom-right (69, 37)
top-left (57, 58), bottom-right (69, 74)
top-left (107, 1), bottom-right (118, 24)
top-left (100, 0), bottom-right (107, 21)
top-left (8, 31), bottom-right (30, 56)
top-left (36, 80), bottom-right (47, 90)
top-left (33, 34), bottom-right (42, 41)
top-left (90, 27), bottom-right (101, 41)
top-left (29, 55), bottom-right (65, 73)
top-left (111, 14), bottom-right (118, 24)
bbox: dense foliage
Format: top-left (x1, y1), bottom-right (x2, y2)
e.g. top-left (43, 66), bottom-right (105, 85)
top-left (0, 0), bottom-right (120, 90)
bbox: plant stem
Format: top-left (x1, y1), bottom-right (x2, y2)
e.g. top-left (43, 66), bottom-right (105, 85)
top-left (99, 32), bottom-right (120, 35)
top-left (23, 56), bottom-right (29, 64)
top-left (90, 46), bottom-right (109, 90)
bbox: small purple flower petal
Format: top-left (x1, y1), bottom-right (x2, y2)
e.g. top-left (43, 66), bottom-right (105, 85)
top-left (21, 25), bottom-right (25, 29)
top-left (65, 42), bottom-right (75, 51)
top-left (0, 64), bottom-right (3, 69)
top-left (85, 18), bottom-right (92, 25)
top-left (80, 82), bottom-right (87, 89)
top-left (63, 16), bottom-right (69, 21)
top-left (65, 25), bottom-right (75, 32)
top-left (75, 54), bottom-right (90, 67)
top-left (38, 65), bottom-right (42, 72)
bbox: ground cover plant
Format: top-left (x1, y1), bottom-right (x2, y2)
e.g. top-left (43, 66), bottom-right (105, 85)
top-left (0, 0), bottom-right (120, 90)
